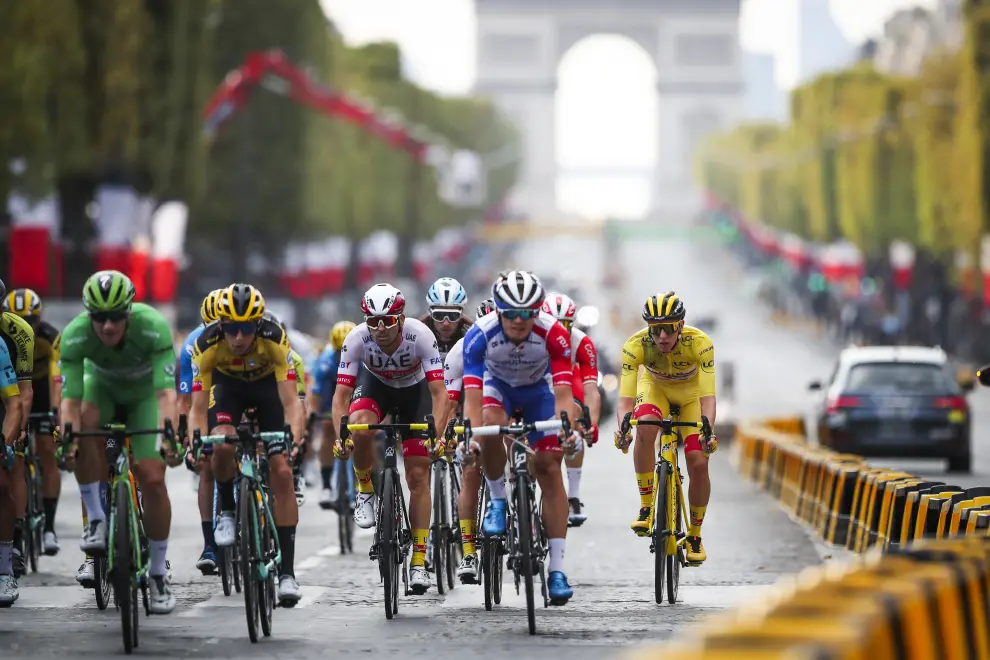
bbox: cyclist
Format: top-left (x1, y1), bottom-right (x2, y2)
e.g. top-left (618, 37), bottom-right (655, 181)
top-left (177, 288), bottom-right (223, 574)
top-left (59, 270), bottom-right (180, 613)
top-left (0, 277), bottom-right (26, 605)
top-left (613, 291), bottom-right (717, 564)
top-left (443, 297), bottom-right (495, 583)
top-left (189, 283), bottom-right (306, 606)
top-left (461, 270), bottom-right (577, 603)
top-left (311, 321), bottom-right (356, 509)
top-left (0, 287), bottom-right (36, 577)
top-left (331, 283), bottom-right (447, 594)
top-left (262, 311), bottom-right (309, 503)
top-left (419, 277), bottom-right (473, 359)
top-left (542, 292), bottom-right (600, 527)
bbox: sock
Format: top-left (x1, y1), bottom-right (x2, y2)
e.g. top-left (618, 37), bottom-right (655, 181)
top-left (486, 477), bottom-right (507, 500)
top-left (548, 538), bottom-right (565, 573)
top-left (218, 480), bottom-right (235, 511)
top-left (201, 521), bottom-right (215, 549)
top-left (321, 465), bottom-right (334, 490)
top-left (12, 519), bottom-right (23, 549)
top-left (0, 541), bottom-right (11, 575)
top-left (567, 467), bottom-right (582, 500)
top-left (79, 482), bottom-right (106, 522)
top-left (43, 498), bottom-right (58, 533)
top-left (278, 526), bottom-right (296, 577)
top-left (149, 539), bottom-right (168, 578)
top-left (411, 529), bottom-right (428, 567)
top-left (98, 482), bottom-right (109, 517)
top-left (688, 505), bottom-right (707, 537)
top-left (459, 519), bottom-right (476, 556)
top-left (355, 467), bottom-right (374, 494)
top-left (636, 473), bottom-right (654, 510)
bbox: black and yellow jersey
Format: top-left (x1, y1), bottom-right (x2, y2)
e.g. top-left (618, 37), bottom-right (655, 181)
top-left (620, 325), bottom-right (715, 398)
top-left (191, 317), bottom-right (296, 393)
top-left (0, 311), bottom-right (35, 381)
top-left (28, 320), bottom-right (60, 381)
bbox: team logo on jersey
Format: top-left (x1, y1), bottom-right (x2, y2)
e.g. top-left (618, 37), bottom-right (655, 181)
top-left (179, 381), bottom-right (189, 393)
top-left (192, 363), bottom-right (200, 378)
top-left (164, 363), bottom-right (175, 376)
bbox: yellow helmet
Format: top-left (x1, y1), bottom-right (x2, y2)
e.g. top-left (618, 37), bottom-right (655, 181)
top-left (3, 288), bottom-right (43, 318)
top-left (643, 291), bottom-right (685, 324)
top-left (330, 321), bottom-right (356, 350)
top-left (217, 283), bottom-right (265, 323)
top-left (200, 288), bottom-right (223, 324)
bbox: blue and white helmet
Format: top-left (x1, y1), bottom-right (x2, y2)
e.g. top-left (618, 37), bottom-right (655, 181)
top-left (426, 277), bottom-right (467, 309)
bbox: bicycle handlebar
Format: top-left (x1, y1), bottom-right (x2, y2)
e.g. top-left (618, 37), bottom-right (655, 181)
top-left (60, 414), bottom-right (187, 460)
top-left (455, 410), bottom-right (573, 439)
top-left (338, 414), bottom-right (437, 442)
top-left (619, 411), bottom-right (711, 438)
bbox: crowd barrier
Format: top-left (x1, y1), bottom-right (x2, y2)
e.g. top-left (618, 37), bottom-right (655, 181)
top-left (623, 417), bottom-right (990, 660)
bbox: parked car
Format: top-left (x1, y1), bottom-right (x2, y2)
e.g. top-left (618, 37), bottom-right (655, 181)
top-left (808, 345), bottom-right (973, 473)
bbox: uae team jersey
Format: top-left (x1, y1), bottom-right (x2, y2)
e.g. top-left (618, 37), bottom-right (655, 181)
top-left (336, 317), bottom-right (444, 389)
top-left (444, 337), bottom-right (465, 401)
top-left (461, 311), bottom-right (573, 390)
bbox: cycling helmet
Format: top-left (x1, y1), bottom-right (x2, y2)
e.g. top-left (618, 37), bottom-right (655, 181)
top-left (541, 292), bottom-right (576, 322)
top-left (83, 271), bottom-right (136, 313)
top-left (218, 283), bottom-right (266, 322)
top-left (492, 270), bottom-right (544, 310)
top-left (426, 277), bottom-right (467, 309)
top-left (330, 321), bottom-right (356, 350)
top-left (361, 283), bottom-right (405, 316)
top-left (476, 298), bottom-right (496, 318)
top-left (643, 291), bottom-right (685, 323)
top-left (4, 288), bottom-right (43, 318)
top-left (200, 288), bottom-right (223, 324)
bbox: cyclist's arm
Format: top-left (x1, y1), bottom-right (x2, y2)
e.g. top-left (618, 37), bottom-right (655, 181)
top-left (546, 320), bottom-right (576, 419)
top-left (190, 340), bottom-right (214, 436)
top-left (290, 348), bottom-right (306, 398)
top-left (332, 331), bottom-right (363, 434)
top-left (50, 332), bottom-right (62, 411)
top-left (697, 338), bottom-right (716, 427)
top-left (269, 333), bottom-right (305, 446)
top-left (0, 344), bottom-right (21, 440)
top-left (416, 330), bottom-right (447, 432)
top-left (461, 325), bottom-right (486, 433)
top-left (577, 334), bottom-right (601, 426)
top-left (58, 351), bottom-right (85, 439)
top-left (617, 336), bottom-right (644, 427)
top-left (152, 348), bottom-right (178, 431)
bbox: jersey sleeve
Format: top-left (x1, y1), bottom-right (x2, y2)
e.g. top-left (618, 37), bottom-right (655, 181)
top-left (290, 349), bottom-right (306, 396)
top-left (461, 324), bottom-right (487, 390)
top-left (619, 332), bottom-right (645, 398)
top-left (145, 310), bottom-right (177, 391)
top-left (576, 334), bottom-right (598, 382)
top-left (545, 321), bottom-right (573, 388)
top-left (0, 341), bottom-right (19, 401)
top-left (50, 331), bottom-right (61, 381)
top-left (191, 333), bottom-right (216, 393)
top-left (444, 342), bottom-right (465, 401)
top-left (336, 329), bottom-right (364, 388)
top-left (270, 330), bottom-right (294, 384)
top-left (57, 317), bottom-right (87, 400)
top-left (178, 336), bottom-right (196, 394)
top-left (418, 329), bottom-right (444, 383)
top-left (695, 333), bottom-right (716, 398)
top-left (3, 313), bottom-right (35, 381)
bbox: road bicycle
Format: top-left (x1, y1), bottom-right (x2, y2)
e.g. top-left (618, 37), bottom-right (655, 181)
top-left (619, 405), bottom-right (711, 604)
top-left (338, 411), bottom-right (436, 620)
top-left (309, 411), bottom-right (355, 554)
top-left (18, 409), bottom-right (58, 574)
top-left (426, 426), bottom-right (462, 594)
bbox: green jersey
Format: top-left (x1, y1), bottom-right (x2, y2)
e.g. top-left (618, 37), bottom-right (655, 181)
top-left (60, 303), bottom-right (176, 400)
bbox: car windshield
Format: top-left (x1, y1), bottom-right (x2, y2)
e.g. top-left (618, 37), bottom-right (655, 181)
top-left (846, 362), bottom-right (956, 394)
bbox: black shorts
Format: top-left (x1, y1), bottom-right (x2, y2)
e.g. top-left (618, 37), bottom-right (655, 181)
top-left (31, 378), bottom-right (51, 415)
top-left (348, 370), bottom-right (432, 458)
top-left (207, 371), bottom-right (284, 433)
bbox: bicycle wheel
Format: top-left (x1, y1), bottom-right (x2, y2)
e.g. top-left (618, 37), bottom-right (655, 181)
top-left (258, 500), bottom-right (275, 637)
top-left (431, 462), bottom-right (446, 594)
top-left (446, 464), bottom-right (461, 590)
top-left (26, 462), bottom-right (42, 573)
top-left (653, 462), bottom-right (671, 604)
top-left (379, 468), bottom-right (398, 620)
top-left (238, 478), bottom-right (260, 642)
top-left (219, 544), bottom-right (232, 596)
top-left (514, 473), bottom-right (537, 635)
top-left (95, 484), bottom-right (112, 610)
top-left (336, 461), bottom-right (353, 554)
top-left (232, 541), bottom-right (242, 593)
top-left (113, 480), bottom-right (138, 654)
top-left (493, 538), bottom-right (504, 604)
top-left (666, 471), bottom-right (682, 605)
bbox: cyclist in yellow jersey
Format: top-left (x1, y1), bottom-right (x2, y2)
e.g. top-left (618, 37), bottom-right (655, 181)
top-left (613, 291), bottom-right (718, 564)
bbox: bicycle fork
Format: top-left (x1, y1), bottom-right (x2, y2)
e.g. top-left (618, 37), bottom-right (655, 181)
top-left (649, 458), bottom-right (687, 559)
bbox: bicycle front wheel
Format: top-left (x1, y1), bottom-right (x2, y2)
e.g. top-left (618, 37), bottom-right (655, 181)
top-left (431, 463), bottom-right (447, 594)
top-left (666, 469), bottom-right (682, 605)
top-left (336, 461), bottom-right (353, 554)
top-left (238, 478), bottom-right (260, 642)
top-left (113, 480), bottom-right (138, 654)
top-left (514, 473), bottom-right (537, 635)
top-left (653, 462), bottom-right (671, 604)
top-left (379, 469), bottom-right (398, 619)
top-left (446, 464), bottom-right (461, 590)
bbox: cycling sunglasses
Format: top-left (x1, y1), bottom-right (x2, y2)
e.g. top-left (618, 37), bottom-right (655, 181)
top-left (430, 309), bottom-right (461, 324)
top-left (221, 320), bottom-right (258, 336)
top-left (648, 322), bottom-right (681, 336)
top-left (500, 309), bottom-right (538, 321)
top-left (89, 310), bottom-right (129, 324)
top-left (367, 314), bottom-right (401, 329)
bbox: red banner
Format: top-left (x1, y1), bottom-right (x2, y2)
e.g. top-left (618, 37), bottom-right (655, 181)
top-left (8, 227), bottom-right (51, 294)
top-left (150, 259), bottom-right (180, 302)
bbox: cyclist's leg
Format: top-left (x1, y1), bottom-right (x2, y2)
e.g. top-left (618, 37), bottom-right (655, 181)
top-left (10, 382), bottom-right (31, 573)
top-left (208, 373), bottom-right (246, 548)
top-left (675, 397), bottom-right (709, 563)
top-left (456, 401), bottom-right (482, 580)
top-left (318, 418), bottom-right (337, 505)
top-left (346, 371), bottom-right (389, 528)
top-left (78, 365), bottom-right (113, 553)
top-left (565, 385), bottom-right (587, 525)
top-left (195, 438), bottom-right (217, 571)
top-left (631, 374), bottom-right (670, 536)
top-left (478, 374), bottom-right (511, 535)
top-left (397, 381), bottom-right (432, 591)
top-left (32, 380), bottom-right (60, 553)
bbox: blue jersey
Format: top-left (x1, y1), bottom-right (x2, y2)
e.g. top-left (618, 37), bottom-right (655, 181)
top-left (0, 340), bottom-right (17, 399)
top-left (310, 345), bottom-right (340, 410)
top-left (177, 324), bottom-right (207, 394)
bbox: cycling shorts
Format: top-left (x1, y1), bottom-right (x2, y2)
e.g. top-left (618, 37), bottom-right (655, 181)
top-left (482, 374), bottom-right (560, 453)
top-left (207, 370), bottom-right (285, 434)
top-left (633, 371), bottom-right (705, 454)
top-left (83, 362), bottom-right (162, 462)
top-left (348, 369), bottom-right (432, 458)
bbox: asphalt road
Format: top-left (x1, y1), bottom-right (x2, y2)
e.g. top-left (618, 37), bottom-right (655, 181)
top-left (0, 228), bottom-right (832, 657)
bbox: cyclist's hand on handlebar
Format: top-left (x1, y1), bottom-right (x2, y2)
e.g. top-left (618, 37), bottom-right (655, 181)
top-left (290, 440), bottom-right (306, 465)
top-left (425, 436), bottom-right (445, 460)
top-left (700, 415), bottom-right (717, 455)
top-left (614, 428), bottom-right (633, 454)
top-left (184, 447), bottom-right (199, 473)
top-left (582, 424), bottom-right (599, 446)
top-left (444, 418), bottom-right (457, 442)
top-left (334, 437), bottom-right (354, 459)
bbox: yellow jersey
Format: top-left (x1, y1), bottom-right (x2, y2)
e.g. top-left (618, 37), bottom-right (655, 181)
top-left (29, 320), bottom-right (60, 381)
top-left (620, 325), bottom-right (716, 398)
top-left (0, 311), bottom-right (35, 381)
top-left (191, 318), bottom-right (296, 393)
top-left (288, 348), bottom-right (306, 397)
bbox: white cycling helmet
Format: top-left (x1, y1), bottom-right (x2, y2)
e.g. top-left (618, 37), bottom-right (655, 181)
top-left (542, 292), bottom-right (577, 322)
top-left (361, 283), bottom-right (406, 316)
top-left (492, 270), bottom-right (545, 310)
top-left (426, 277), bottom-right (467, 309)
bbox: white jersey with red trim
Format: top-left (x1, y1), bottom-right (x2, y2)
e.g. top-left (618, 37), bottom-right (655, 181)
top-left (443, 337), bottom-right (465, 401)
top-left (462, 311), bottom-right (573, 390)
top-left (336, 317), bottom-right (444, 389)
top-left (570, 326), bottom-right (598, 383)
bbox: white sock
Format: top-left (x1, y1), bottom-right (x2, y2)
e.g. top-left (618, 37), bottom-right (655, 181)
top-left (567, 468), bottom-right (582, 500)
top-left (79, 482), bottom-right (106, 522)
top-left (149, 539), bottom-right (168, 578)
top-left (0, 541), bottom-right (12, 575)
top-left (486, 477), bottom-right (507, 501)
top-left (548, 538), bottom-right (566, 573)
